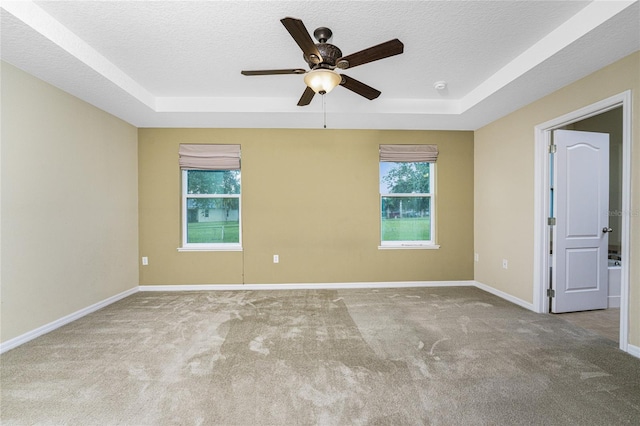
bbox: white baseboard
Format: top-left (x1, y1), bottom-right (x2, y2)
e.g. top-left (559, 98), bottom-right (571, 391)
top-left (0, 287), bottom-right (138, 354)
top-left (4, 281), bottom-right (634, 358)
top-left (139, 281), bottom-right (475, 292)
top-left (608, 295), bottom-right (621, 308)
top-left (1, 281), bottom-right (475, 352)
top-left (627, 343), bottom-right (640, 359)
top-left (473, 281), bottom-right (535, 311)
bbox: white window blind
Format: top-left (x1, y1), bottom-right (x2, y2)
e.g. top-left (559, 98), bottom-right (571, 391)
top-left (179, 144), bottom-right (241, 170)
top-left (379, 144), bottom-right (438, 162)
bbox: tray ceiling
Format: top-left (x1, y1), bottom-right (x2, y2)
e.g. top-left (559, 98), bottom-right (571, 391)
top-left (1, 1), bottom-right (638, 129)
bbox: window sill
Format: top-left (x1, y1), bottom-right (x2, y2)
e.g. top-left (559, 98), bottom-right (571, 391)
top-left (378, 244), bottom-right (440, 250)
top-left (178, 245), bottom-right (243, 252)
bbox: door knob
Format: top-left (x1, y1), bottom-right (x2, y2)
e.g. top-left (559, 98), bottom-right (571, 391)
top-left (602, 227), bottom-right (613, 233)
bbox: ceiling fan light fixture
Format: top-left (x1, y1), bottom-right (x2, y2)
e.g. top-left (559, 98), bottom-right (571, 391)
top-left (304, 69), bottom-right (342, 94)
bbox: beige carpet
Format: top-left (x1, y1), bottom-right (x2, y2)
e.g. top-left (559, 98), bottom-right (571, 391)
top-left (557, 308), bottom-right (620, 343)
top-left (1, 287), bottom-right (639, 425)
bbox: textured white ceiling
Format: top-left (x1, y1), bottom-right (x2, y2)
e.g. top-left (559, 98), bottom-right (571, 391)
top-left (1, 1), bottom-right (639, 130)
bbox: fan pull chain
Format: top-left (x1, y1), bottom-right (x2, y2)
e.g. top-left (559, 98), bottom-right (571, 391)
top-left (323, 94), bottom-right (327, 129)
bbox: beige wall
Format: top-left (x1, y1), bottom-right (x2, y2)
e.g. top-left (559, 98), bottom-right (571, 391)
top-left (474, 52), bottom-right (640, 347)
top-left (139, 129), bottom-right (474, 285)
top-left (0, 62), bottom-right (139, 343)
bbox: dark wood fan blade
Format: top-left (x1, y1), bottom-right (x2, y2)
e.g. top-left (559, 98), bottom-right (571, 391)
top-left (241, 69), bottom-right (306, 76)
top-left (281, 17), bottom-right (322, 63)
top-left (337, 39), bottom-right (404, 69)
top-left (297, 86), bottom-right (315, 106)
top-left (339, 74), bottom-right (381, 100)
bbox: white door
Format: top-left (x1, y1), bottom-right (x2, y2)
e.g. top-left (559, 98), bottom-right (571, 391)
top-left (552, 130), bottom-right (609, 313)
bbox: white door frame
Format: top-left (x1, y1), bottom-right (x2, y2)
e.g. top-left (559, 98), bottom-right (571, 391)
top-left (533, 90), bottom-right (632, 353)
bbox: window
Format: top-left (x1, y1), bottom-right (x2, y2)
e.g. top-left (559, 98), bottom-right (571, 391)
top-left (183, 169), bottom-right (241, 247)
top-left (379, 145), bottom-right (438, 248)
top-left (179, 144), bottom-right (241, 251)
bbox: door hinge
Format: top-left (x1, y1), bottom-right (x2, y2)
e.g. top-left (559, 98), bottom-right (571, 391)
top-left (547, 288), bottom-right (555, 298)
top-left (548, 217), bottom-right (556, 226)
top-left (549, 144), bottom-right (557, 154)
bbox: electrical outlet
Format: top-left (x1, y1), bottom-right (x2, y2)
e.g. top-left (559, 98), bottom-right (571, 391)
top-left (474, 253), bottom-right (479, 262)
top-left (142, 256), bottom-right (148, 266)
top-left (502, 259), bottom-right (508, 269)
top-left (273, 254), bottom-right (279, 264)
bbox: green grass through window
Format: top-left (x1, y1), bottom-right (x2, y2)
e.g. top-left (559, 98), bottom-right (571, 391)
top-left (187, 221), bottom-right (239, 243)
top-left (381, 217), bottom-right (430, 241)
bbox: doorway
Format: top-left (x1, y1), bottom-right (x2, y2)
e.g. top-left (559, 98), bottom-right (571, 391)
top-left (533, 91), bottom-right (632, 354)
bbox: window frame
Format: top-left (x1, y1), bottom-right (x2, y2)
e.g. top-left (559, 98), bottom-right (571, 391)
top-left (179, 169), bottom-right (242, 252)
top-left (379, 161), bottom-right (438, 249)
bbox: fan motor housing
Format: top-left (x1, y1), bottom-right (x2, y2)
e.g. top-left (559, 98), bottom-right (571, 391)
top-left (305, 43), bottom-right (342, 69)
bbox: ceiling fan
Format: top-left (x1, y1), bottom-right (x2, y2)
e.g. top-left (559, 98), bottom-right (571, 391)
top-left (241, 17), bottom-right (404, 106)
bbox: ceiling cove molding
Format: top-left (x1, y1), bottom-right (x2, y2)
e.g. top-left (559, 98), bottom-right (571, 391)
top-left (459, 0), bottom-right (638, 113)
top-left (1, 0), bottom-right (156, 109)
top-left (155, 96), bottom-right (461, 115)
